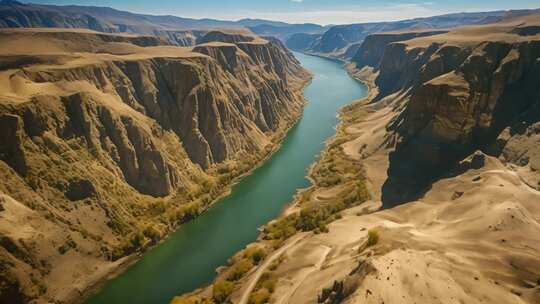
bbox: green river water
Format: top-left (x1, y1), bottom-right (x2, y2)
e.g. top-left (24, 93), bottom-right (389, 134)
top-left (87, 52), bottom-right (367, 304)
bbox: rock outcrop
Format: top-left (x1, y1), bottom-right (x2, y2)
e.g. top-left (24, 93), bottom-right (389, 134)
top-left (0, 28), bottom-right (309, 303)
top-left (351, 30), bottom-right (446, 70)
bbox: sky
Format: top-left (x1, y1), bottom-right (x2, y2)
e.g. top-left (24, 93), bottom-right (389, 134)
top-left (23, 0), bottom-right (540, 25)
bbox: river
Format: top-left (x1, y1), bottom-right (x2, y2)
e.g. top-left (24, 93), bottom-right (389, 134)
top-left (86, 52), bottom-right (367, 304)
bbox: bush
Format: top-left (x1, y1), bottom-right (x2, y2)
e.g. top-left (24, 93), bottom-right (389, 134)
top-left (245, 247), bottom-right (266, 265)
top-left (213, 280), bottom-right (235, 303)
top-left (264, 215), bottom-right (298, 240)
top-left (248, 288), bottom-right (270, 304)
top-left (367, 229), bottom-right (379, 247)
top-left (259, 273), bottom-right (277, 292)
top-left (296, 207), bottom-right (330, 231)
top-left (227, 258), bottom-right (253, 281)
top-left (143, 225), bottom-right (161, 242)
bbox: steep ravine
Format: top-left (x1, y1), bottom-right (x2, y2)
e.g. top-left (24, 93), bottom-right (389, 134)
top-left (0, 29), bottom-right (310, 303)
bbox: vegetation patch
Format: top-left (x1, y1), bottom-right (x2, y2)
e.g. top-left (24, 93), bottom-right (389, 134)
top-left (212, 280), bottom-right (235, 303)
top-left (367, 229), bottom-right (379, 247)
top-left (262, 179), bottom-right (369, 244)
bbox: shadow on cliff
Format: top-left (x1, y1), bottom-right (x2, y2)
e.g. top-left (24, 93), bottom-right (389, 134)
top-left (380, 99), bottom-right (540, 209)
top-left (380, 137), bottom-right (475, 209)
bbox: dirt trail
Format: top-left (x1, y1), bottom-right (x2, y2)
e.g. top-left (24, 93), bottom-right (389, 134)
top-left (236, 233), bottom-right (308, 304)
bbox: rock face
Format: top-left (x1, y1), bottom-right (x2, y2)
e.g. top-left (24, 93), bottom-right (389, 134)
top-left (353, 15), bottom-right (540, 203)
top-left (151, 30), bottom-right (207, 46)
top-left (0, 114), bottom-right (27, 176)
top-left (0, 29), bottom-right (309, 303)
top-left (351, 30), bottom-right (446, 70)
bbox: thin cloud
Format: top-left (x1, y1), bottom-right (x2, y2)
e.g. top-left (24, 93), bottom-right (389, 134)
top-left (169, 4), bottom-right (445, 25)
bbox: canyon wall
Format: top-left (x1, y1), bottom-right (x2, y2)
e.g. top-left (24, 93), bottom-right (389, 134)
top-left (0, 29), bottom-right (309, 303)
top-left (351, 16), bottom-right (540, 203)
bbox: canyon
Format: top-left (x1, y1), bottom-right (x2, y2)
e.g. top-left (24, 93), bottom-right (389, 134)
top-left (0, 2), bottom-right (539, 304)
top-left (173, 12), bottom-right (540, 304)
top-left (0, 27), bottom-right (310, 303)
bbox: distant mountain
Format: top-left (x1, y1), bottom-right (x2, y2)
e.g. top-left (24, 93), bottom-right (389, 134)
top-left (236, 18), bottom-right (291, 28)
top-left (286, 9), bottom-right (540, 59)
top-left (247, 23), bottom-right (328, 40)
top-left (0, 0), bottom-right (326, 40)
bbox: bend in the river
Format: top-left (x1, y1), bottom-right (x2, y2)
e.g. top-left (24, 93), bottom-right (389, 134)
top-left (87, 52), bottom-right (367, 304)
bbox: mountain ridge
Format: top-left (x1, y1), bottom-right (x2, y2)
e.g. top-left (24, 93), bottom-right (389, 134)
top-left (0, 1), bottom-right (326, 40)
top-left (286, 8), bottom-right (540, 59)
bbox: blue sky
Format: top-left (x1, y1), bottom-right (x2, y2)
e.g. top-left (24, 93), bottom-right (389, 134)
top-left (25, 0), bottom-right (540, 25)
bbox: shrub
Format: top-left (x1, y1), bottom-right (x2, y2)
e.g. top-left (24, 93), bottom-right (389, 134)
top-left (246, 247), bottom-right (266, 265)
top-left (367, 229), bottom-right (379, 247)
top-left (248, 288), bottom-right (271, 304)
top-left (57, 237), bottom-right (77, 254)
top-left (258, 272), bottom-right (277, 292)
top-left (213, 280), bottom-right (235, 303)
top-left (228, 259), bottom-right (253, 281)
top-left (264, 215), bottom-right (298, 240)
top-left (143, 225), bottom-right (161, 242)
top-left (296, 207), bottom-right (330, 231)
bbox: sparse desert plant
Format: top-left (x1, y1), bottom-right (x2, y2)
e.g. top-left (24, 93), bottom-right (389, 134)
top-left (143, 224), bottom-right (161, 243)
top-left (245, 247), bottom-right (266, 265)
top-left (367, 229), bottom-right (379, 247)
top-left (212, 280), bottom-right (235, 303)
top-left (171, 295), bottom-right (215, 304)
top-left (248, 288), bottom-right (271, 304)
top-left (259, 275), bottom-right (276, 293)
top-left (227, 258), bottom-right (253, 281)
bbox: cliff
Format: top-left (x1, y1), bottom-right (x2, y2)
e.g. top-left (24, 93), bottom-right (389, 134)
top-left (361, 16), bottom-right (540, 203)
top-left (0, 28), bottom-right (309, 303)
top-left (351, 30), bottom-right (446, 70)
